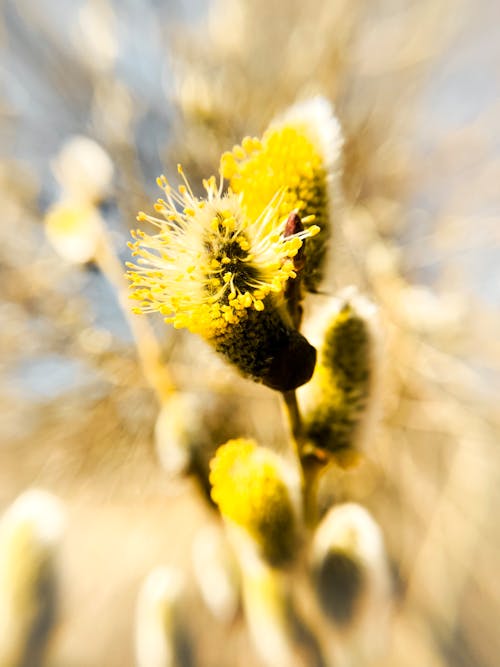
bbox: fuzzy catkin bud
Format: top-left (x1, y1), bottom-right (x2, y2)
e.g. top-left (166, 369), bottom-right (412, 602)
top-left (311, 505), bottom-right (371, 626)
top-left (209, 439), bottom-right (299, 566)
top-left (44, 201), bottom-right (102, 264)
top-left (135, 567), bottom-right (189, 667)
top-left (0, 489), bottom-right (65, 667)
top-left (155, 392), bottom-right (216, 478)
top-left (299, 291), bottom-right (378, 456)
top-left (311, 504), bottom-right (392, 665)
top-left (52, 135), bottom-right (114, 204)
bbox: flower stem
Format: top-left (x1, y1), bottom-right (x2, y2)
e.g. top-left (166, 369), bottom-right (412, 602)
top-left (282, 390), bottom-right (304, 452)
top-left (281, 390), bottom-right (323, 528)
top-left (94, 229), bottom-right (175, 403)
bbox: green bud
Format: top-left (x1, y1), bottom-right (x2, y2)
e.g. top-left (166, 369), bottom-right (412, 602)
top-left (299, 290), bottom-right (378, 455)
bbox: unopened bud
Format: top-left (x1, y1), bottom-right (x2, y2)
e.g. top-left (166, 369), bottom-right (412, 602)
top-left (52, 136), bottom-right (114, 204)
top-left (0, 489), bottom-right (65, 667)
top-left (311, 503), bottom-right (392, 664)
top-left (299, 289), bottom-right (380, 457)
top-left (45, 201), bottom-right (102, 264)
top-left (134, 567), bottom-right (189, 667)
top-left (210, 439), bottom-right (300, 566)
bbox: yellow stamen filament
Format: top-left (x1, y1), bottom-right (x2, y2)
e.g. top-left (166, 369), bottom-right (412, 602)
top-left (127, 171), bottom-right (317, 339)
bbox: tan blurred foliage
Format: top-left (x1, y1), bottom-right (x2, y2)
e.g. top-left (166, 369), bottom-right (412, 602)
top-left (1, 0), bottom-right (499, 665)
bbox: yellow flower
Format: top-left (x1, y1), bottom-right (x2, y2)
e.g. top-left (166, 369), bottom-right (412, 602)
top-left (127, 169), bottom-right (317, 336)
top-left (221, 97), bottom-right (343, 291)
top-left (210, 439), bottom-right (298, 566)
top-left (127, 168), bottom-right (319, 390)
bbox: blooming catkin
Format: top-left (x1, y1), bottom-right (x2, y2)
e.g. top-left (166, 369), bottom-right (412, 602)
top-left (127, 99), bottom-right (343, 389)
top-left (220, 97), bottom-right (343, 292)
top-left (127, 170), bottom-right (318, 390)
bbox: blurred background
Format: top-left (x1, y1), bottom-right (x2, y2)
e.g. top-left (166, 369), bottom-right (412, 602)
top-left (1, 0), bottom-right (499, 665)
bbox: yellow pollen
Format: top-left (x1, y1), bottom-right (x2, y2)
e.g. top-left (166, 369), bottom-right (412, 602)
top-left (127, 162), bottom-right (319, 339)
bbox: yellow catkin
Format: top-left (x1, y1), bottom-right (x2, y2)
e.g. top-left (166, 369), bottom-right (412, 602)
top-left (126, 173), bottom-right (318, 340)
top-left (221, 98), bottom-right (342, 291)
top-left (210, 439), bottom-right (297, 565)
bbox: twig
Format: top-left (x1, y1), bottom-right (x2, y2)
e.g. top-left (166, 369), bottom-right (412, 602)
top-left (281, 390), bottom-right (326, 528)
top-left (94, 228), bottom-right (175, 403)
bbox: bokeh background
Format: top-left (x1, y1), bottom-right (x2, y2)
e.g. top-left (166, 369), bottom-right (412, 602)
top-left (1, 0), bottom-right (499, 665)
